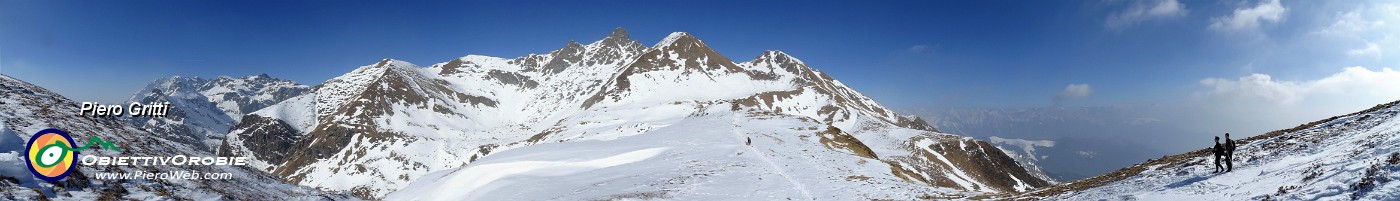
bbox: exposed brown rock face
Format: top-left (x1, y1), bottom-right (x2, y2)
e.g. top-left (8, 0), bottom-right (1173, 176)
top-left (543, 41), bottom-right (585, 74)
top-left (894, 136), bottom-right (1051, 192)
top-left (437, 59), bottom-right (468, 75)
top-left (896, 116), bottom-right (938, 132)
top-left (220, 115), bottom-right (299, 166)
top-left (486, 70), bottom-right (539, 89)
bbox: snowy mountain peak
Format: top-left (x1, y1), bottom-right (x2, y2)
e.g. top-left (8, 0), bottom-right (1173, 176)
top-left (581, 27), bottom-right (647, 68)
top-left (608, 27), bottom-right (629, 39)
top-left (126, 74), bottom-right (309, 150)
top-left (592, 27), bottom-right (638, 48)
top-left (653, 32), bottom-right (694, 49)
top-left (139, 76), bottom-right (204, 96)
top-left (373, 58), bottom-right (417, 68)
top-left (630, 31), bottom-right (742, 73)
top-left (746, 50), bottom-right (809, 75)
top-left (757, 50), bottom-right (805, 65)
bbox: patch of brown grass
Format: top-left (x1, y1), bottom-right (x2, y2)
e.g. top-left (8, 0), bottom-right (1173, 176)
top-left (816, 126), bottom-right (878, 159)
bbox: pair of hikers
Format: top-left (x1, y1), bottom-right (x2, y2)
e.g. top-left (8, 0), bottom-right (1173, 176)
top-left (1212, 133), bottom-right (1237, 173)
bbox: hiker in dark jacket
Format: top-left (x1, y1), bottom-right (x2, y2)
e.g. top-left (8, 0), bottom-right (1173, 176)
top-left (1225, 133), bottom-right (1236, 172)
top-left (746, 137), bottom-right (752, 146)
top-left (1213, 136), bottom-right (1224, 173)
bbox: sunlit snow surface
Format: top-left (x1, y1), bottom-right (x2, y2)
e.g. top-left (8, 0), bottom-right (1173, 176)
top-left (1044, 102), bottom-right (1400, 200)
top-left (389, 106), bottom-right (967, 200)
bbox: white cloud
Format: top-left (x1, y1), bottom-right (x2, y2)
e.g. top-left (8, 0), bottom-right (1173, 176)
top-left (1347, 42), bottom-right (1382, 58)
top-left (1315, 10), bottom-right (1384, 37)
top-left (1208, 0), bottom-right (1287, 32)
top-left (1312, 3), bottom-right (1397, 59)
top-left (1185, 66), bottom-right (1400, 137)
top-left (1239, 62), bottom-right (1255, 73)
top-left (1056, 83), bottom-right (1094, 100)
top-left (1198, 73), bottom-right (1300, 103)
top-left (1105, 0), bottom-right (1188, 30)
top-left (1197, 66), bottom-right (1400, 105)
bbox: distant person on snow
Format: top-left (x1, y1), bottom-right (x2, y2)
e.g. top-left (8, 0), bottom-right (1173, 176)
top-left (746, 137), bottom-right (752, 146)
top-left (1213, 136), bottom-right (1224, 173)
top-left (1225, 133), bottom-right (1236, 172)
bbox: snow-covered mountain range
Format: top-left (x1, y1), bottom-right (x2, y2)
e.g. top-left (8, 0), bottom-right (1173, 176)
top-left (215, 28), bottom-right (1047, 199)
top-left (11, 27), bottom-right (1391, 200)
top-left (1026, 100), bottom-right (1400, 200)
top-left (126, 74), bottom-right (310, 150)
top-left (0, 74), bottom-right (346, 200)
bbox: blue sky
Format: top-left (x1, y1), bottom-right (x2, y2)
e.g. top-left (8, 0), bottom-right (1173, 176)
top-left (3, 1), bottom-right (1398, 137)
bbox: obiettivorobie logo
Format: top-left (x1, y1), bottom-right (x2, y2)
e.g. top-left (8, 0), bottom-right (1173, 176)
top-left (24, 128), bottom-right (250, 182)
top-left (25, 128), bottom-right (118, 182)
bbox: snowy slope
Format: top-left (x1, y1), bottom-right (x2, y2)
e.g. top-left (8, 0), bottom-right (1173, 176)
top-left (0, 74), bottom-right (347, 200)
top-left (390, 105), bottom-right (972, 200)
top-left (1028, 100), bottom-right (1400, 200)
top-left (126, 75), bottom-right (309, 150)
top-left (220, 28), bottom-right (1045, 199)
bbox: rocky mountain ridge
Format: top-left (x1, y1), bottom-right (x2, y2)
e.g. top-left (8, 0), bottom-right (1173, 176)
top-left (213, 28), bottom-right (1043, 199)
top-left (126, 75), bottom-right (310, 150)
